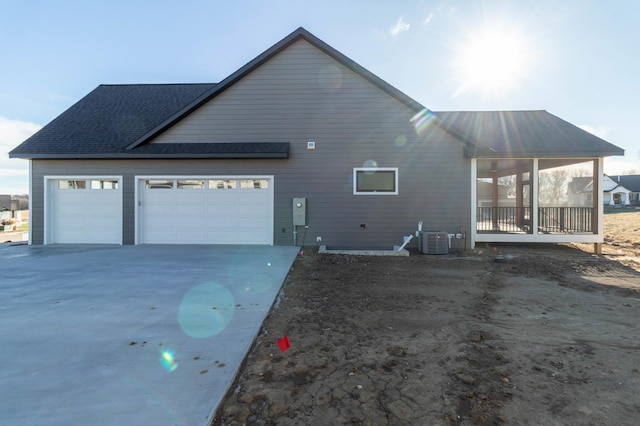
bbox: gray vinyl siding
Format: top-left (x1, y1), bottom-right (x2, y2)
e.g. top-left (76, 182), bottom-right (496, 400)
top-left (30, 39), bottom-right (471, 248)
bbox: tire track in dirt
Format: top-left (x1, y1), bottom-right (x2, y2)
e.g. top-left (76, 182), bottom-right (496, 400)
top-left (444, 261), bottom-right (514, 424)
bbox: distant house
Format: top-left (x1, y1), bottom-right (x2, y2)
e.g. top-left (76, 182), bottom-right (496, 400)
top-left (0, 195), bottom-right (10, 212)
top-left (0, 195), bottom-right (14, 223)
top-left (9, 28), bottom-right (624, 250)
top-left (603, 174), bottom-right (640, 206)
top-left (568, 177), bottom-right (594, 207)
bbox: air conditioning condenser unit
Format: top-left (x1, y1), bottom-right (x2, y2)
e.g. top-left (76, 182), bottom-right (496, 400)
top-left (418, 231), bottom-right (449, 255)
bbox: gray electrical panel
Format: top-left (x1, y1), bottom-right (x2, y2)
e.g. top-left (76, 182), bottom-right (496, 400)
top-left (293, 197), bottom-right (306, 226)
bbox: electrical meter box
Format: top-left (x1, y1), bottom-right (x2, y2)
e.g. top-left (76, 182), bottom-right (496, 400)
top-left (293, 198), bottom-right (306, 226)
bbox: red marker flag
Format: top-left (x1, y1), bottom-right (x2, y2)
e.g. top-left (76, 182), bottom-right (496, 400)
top-left (277, 336), bottom-right (291, 352)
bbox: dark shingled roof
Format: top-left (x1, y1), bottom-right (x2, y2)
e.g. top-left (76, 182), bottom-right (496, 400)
top-left (9, 28), bottom-right (624, 161)
top-left (10, 84), bottom-right (217, 158)
top-left (434, 110), bottom-right (624, 158)
top-left (605, 174), bottom-right (640, 192)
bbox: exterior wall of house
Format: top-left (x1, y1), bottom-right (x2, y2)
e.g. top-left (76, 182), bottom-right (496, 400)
top-left (30, 39), bottom-right (471, 248)
top-left (32, 152), bottom-right (470, 248)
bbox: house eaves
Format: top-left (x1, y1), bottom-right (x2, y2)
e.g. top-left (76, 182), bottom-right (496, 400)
top-left (20, 142), bottom-right (289, 159)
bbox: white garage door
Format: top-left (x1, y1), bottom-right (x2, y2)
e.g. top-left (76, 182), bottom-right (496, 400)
top-left (48, 178), bottom-right (122, 244)
top-left (138, 177), bottom-right (273, 244)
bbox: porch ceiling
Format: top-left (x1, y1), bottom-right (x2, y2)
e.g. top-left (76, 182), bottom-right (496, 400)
top-left (477, 158), bottom-right (595, 178)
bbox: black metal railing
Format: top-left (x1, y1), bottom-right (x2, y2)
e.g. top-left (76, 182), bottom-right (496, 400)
top-left (538, 207), bottom-right (593, 233)
top-left (476, 207), bottom-right (532, 233)
top-left (477, 207), bottom-right (594, 233)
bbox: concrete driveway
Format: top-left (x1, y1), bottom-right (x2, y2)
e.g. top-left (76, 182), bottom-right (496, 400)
top-left (0, 244), bottom-right (299, 425)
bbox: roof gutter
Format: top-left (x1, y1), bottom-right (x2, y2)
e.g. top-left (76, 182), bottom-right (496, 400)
top-left (9, 152), bottom-right (289, 160)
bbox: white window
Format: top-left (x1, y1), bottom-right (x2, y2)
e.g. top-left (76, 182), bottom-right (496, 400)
top-left (240, 179), bottom-right (269, 189)
top-left (146, 179), bottom-right (174, 189)
top-left (177, 179), bottom-right (205, 189)
top-left (353, 168), bottom-right (398, 195)
top-left (209, 179), bottom-right (237, 190)
top-left (90, 180), bottom-right (119, 190)
top-left (58, 180), bottom-right (86, 189)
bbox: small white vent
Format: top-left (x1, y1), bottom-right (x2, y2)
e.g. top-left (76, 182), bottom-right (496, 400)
top-left (418, 231), bottom-right (449, 255)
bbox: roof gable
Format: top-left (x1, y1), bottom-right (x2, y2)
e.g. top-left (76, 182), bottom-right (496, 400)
top-left (125, 27), bottom-right (427, 150)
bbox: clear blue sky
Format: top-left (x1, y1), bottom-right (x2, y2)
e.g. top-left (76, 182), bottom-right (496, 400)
top-left (1, 0), bottom-right (639, 194)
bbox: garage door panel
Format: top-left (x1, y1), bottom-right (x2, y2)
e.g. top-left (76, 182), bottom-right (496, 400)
top-left (204, 231), bottom-right (239, 244)
top-left (145, 192), bottom-right (176, 204)
top-left (176, 205), bottom-right (207, 216)
top-left (206, 205), bottom-right (238, 216)
top-left (88, 205), bottom-right (120, 217)
top-left (89, 230), bottom-right (121, 242)
top-left (176, 219), bottom-right (208, 231)
top-left (56, 230), bottom-right (85, 244)
top-left (140, 177), bottom-right (273, 245)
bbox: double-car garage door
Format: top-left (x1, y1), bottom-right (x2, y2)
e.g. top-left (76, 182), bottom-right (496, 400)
top-left (138, 177), bottom-right (273, 244)
top-left (46, 176), bottom-right (273, 245)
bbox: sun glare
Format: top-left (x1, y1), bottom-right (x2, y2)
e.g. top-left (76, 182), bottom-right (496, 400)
top-left (453, 27), bottom-right (530, 98)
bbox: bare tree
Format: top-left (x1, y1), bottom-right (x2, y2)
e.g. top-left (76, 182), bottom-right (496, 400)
top-left (539, 169), bottom-right (569, 206)
top-left (497, 175), bottom-right (516, 198)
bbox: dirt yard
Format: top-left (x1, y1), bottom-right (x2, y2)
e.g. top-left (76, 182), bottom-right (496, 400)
top-left (213, 212), bottom-right (640, 425)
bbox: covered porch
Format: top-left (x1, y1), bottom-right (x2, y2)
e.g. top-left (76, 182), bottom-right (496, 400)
top-left (434, 110), bottom-right (624, 252)
top-left (472, 157), bottom-right (603, 247)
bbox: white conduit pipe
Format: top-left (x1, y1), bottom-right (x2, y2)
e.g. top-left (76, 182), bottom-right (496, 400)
top-left (397, 234), bottom-right (413, 251)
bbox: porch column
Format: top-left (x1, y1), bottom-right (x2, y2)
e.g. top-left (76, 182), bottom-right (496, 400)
top-left (516, 173), bottom-right (523, 227)
top-left (594, 158), bottom-right (603, 254)
top-left (470, 158), bottom-right (477, 249)
top-left (592, 159), bottom-right (599, 234)
top-left (532, 159), bottom-right (539, 235)
top-left (28, 159), bottom-right (33, 245)
top-left (492, 171), bottom-right (499, 230)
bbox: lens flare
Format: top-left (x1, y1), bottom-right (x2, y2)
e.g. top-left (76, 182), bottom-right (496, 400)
top-left (363, 160), bottom-right (378, 169)
top-left (244, 273), bottom-right (271, 294)
top-left (317, 65), bottom-right (343, 90)
top-left (160, 350), bottom-right (178, 372)
top-left (178, 282), bottom-right (235, 338)
top-left (411, 109), bottom-right (436, 135)
top-left (395, 135), bottom-right (407, 147)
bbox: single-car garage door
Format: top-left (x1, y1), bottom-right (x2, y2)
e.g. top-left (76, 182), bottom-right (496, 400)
top-left (47, 178), bottom-right (123, 244)
top-left (138, 177), bottom-right (273, 244)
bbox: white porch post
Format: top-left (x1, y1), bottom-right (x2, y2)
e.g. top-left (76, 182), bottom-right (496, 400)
top-left (596, 158), bottom-right (604, 235)
top-left (532, 158), bottom-right (539, 235)
top-left (470, 158), bottom-right (477, 249)
top-left (595, 158), bottom-right (604, 254)
top-left (28, 159), bottom-right (32, 245)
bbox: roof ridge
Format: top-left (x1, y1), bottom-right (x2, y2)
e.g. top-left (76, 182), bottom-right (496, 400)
top-left (98, 83), bottom-right (217, 87)
top-left (435, 110), bottom-right (547, 113)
